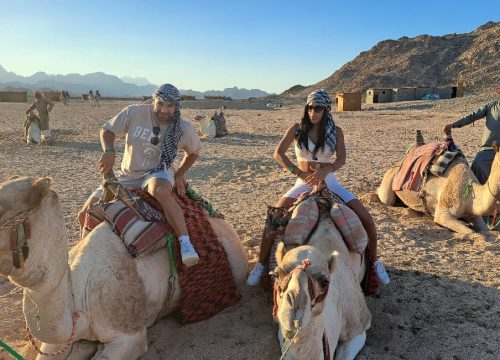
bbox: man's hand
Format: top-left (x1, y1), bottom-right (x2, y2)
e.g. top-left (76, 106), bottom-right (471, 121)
top-left (174, 172), bottom-right (187, 197)
top-left (442, 124), bottom-right (453, 133)
top-left (99, 152), bottom-right (115, 176)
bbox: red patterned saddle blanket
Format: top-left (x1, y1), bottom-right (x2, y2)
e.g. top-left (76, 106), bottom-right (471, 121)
top-left (84, 188), bottom-right (240, 323)
top-left (392, 143), bottom-right (445, 192)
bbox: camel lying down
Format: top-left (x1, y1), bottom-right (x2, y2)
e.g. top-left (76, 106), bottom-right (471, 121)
top-left (0, 176), bottom-right (247, 360)
top-left (273, 211), bottom-right (371, 360)
top-left (378, 143), bottom-right (500, 238)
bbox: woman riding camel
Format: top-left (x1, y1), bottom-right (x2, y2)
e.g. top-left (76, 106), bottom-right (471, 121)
top-left (247, 89), bottom-right (390, 288)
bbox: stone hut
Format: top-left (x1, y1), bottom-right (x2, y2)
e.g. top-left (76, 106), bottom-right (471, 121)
top-left (0, 91), bottom-right (27, 102)
top-left (365, 88), bottom-right (393, 104)
top-left (335, 92), bottom-right (361, 111)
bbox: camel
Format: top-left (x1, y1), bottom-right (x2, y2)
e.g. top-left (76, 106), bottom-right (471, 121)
top-left (273, 208), bottom-right (371, 360)
top-left (0, 176), bottom-right (247, 359)
top-left (378, 142), bottom-right (500, 237)
top-left (194, 115), bottom-right (216, 138)
top-left (24, 113), bottom-right (53, 145)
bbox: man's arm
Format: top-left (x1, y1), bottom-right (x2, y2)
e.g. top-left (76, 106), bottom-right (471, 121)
top-left (174, 153), bottom-right (199, 196)
top-left (443, 102), bottom-right (490, 133)
top-left (47, 100), bottom-right (54, 113)
top-left (25, 102), bottom-right (36, 114)
top-left (99, 130), bottom-right (116, 176)
top-left (453, 103), bottom-right (489, 128)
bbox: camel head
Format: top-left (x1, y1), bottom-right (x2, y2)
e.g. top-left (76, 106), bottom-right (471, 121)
top-left (0, 176), bottom-right (53, 262)
top-left (273, 245), bottom-right (333, 340)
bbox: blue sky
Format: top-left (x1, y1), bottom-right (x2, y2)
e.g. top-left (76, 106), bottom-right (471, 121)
top-left (1, 0), bottom-right (498, 93)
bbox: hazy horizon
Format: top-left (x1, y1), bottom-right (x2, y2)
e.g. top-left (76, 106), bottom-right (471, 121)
top-left (1, 0), bottom-right (498, 93)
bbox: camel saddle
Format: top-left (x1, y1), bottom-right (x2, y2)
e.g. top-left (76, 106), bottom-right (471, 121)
top-left (392, 143), bottom-right (445, 192)
top-left (84, 187), bottom-right (240, 323)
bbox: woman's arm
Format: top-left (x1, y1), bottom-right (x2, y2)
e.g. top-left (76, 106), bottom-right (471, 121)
top-left (274, 123), bottom-right (302, 176)
top-left (332, 126), bottom-right (346, 171)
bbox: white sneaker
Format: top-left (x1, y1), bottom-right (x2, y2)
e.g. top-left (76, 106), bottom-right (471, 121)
top-left (374, 259), bottom-right (390, 285)
top-left (247, 263), bottom-right (266, 286)
top-left (180, 241), bottom-right (199, 267)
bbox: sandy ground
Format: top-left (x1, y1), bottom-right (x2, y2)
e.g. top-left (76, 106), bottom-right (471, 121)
top-left (0, 97), bottom-right (498, 360)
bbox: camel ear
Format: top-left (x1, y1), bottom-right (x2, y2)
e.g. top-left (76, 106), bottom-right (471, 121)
top-left (328, 251), bottom-right (338, 274)
top-left (26, 177), bottom-right (52, 206)
top-left (272, 265), bottom-right (285, 279)
top-left (275, 242), bottom-right (286, 266)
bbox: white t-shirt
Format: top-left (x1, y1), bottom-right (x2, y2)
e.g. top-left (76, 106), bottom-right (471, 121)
top-left (103, 104), bottom-right (202, 179)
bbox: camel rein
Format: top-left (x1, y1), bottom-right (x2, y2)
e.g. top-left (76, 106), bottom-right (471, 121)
top-left (0, 207), bottom-right (39, 269)
top-left (0, 207), bottom-right (82, 356)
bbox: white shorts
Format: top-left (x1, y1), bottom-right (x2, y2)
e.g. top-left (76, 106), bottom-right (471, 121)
top-left (90, 169), bottom-right (175, 199)
top-left (283, 172), bottom-right (355, 203)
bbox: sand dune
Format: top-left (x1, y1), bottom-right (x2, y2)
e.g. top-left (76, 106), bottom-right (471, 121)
top-left (0, 97), bottom-right (498, 359)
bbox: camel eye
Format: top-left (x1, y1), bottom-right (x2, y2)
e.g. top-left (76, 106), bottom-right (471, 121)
top-left (318, 275), bottom-right (329, 290)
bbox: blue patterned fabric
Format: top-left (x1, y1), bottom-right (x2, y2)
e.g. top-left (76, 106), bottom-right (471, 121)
top-left (307, 90), bottom-right (337, 152)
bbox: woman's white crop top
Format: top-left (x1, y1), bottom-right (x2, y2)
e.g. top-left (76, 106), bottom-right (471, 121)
top-left (295, 137), bottom-right (334, 162)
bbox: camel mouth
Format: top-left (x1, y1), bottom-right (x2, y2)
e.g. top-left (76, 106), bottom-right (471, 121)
top-left (284, 328), bottom-right (296, 340)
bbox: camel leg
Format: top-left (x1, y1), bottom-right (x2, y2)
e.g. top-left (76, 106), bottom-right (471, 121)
top-left (335, 331), bottom-right (367, 360)
top-left (36, 340), bottom-right (98, 360)
top-left (92, 331), bottom-right (148, 360)
top-left (377, 166), bottom-right (399, 205)
top-left (434, 210), bottom-right (475, 235)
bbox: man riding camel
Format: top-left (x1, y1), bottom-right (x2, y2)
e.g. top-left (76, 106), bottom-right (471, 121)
top-left (78, 83), bottom-right (202, 266)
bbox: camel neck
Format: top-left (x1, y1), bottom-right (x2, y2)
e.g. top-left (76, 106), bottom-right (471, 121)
top-left (472, 181), bottom-right (499, 216)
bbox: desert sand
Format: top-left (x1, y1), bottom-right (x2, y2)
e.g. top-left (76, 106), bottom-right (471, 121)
top-left (0, 96), bottom-right (498, 360)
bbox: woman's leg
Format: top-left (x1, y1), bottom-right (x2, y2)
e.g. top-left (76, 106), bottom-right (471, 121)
top-left (257, 197), bottom-right (296, 264)
top-left (346, 199), bottom-right (377, 259)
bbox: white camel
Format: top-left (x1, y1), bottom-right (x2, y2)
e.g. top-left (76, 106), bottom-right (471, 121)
top-left (24, 113), bottom-right (53, 145)
top-left (378, 143), bottom-right (500, 237)
top-left (273, 211), bottom-right (371, 360)
top-left (0, 176), bottom-right (247, 359)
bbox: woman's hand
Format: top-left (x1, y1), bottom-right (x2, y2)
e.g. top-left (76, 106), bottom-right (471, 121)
top-left (304, 166), bottom-right (331, 187)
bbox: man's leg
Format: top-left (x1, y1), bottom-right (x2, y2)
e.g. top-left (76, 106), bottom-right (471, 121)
top-left (146, 177), bottom-right (199, 266)
top-left (471, 150), bottom-right (495, 185)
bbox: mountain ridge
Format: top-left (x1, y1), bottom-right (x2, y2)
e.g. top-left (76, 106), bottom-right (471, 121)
top-left (0, 65), bottom-right (273, 99)
top-left (282, 21), bottom-right (500, 98)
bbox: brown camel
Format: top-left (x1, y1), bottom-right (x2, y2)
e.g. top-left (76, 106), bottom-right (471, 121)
top-left (378, 143), bottom-right (500, 238)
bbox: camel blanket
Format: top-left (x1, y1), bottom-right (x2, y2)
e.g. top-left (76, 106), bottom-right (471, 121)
top-left (392, 143), bottom-right (444, 192)
top-left (84, 189), bottom-right (240, 323)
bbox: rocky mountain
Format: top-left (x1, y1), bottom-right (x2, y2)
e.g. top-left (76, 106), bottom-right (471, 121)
top-left (0, 66), bottom-right (273, 99)
top-left (284, 21), bottom-right (500, 98)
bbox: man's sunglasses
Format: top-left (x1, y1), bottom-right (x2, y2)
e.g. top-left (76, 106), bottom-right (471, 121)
top-left (307, 105), bottom-right (325, 113)
top-left (151, 126), bottom-right (160, 145)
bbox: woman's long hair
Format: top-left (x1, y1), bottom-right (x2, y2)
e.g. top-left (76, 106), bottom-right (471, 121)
top-left (297, 106), bottom-right (329, 157)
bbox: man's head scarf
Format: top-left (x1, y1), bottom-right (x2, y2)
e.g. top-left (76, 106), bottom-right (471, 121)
top-left (305, 89), bottom-right (336, 152)
top-left (152, 84), bottom-right (183, 172)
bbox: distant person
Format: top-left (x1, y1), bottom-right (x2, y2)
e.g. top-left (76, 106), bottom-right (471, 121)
top-left (246, 89), bottom-right (389, 291)
top-left (212, 110), bottom-right (228, 137)
top-left (443, 83), bottom-right (500, 184)
top-left (89, 89), bottom-right (94, 96)
top-left (26, 90), bottom-right (54, 133)
top-left (78, 83), bottom-right (202, 267)
top-left (95, 89), bottom-right (101, 98)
